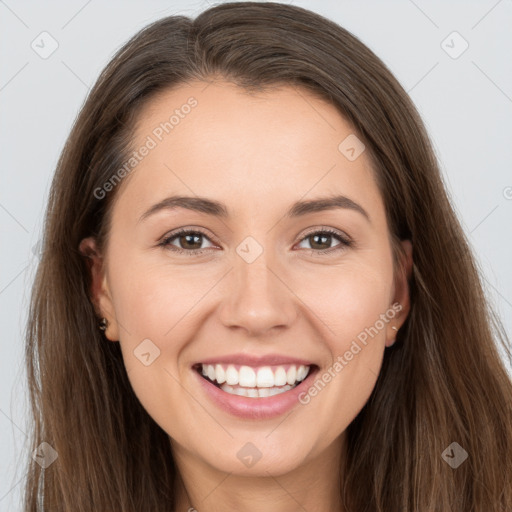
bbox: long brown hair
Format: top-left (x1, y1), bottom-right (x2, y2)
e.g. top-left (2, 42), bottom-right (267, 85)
top-left (24, 2), bottom-right (512, 510)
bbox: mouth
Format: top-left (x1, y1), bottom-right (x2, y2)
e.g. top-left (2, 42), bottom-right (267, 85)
top-left (192, 362), bottom-right (318, 398)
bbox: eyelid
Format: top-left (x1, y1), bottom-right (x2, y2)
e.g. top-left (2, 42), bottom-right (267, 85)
top-left (294, 226), bottom-right (353, 255)
top-left (297, 225), bottom-right (351, 243)
top-left (158, 226), bottom-right (220, 246)
top-left (159, 225), bottom-right (353, 256)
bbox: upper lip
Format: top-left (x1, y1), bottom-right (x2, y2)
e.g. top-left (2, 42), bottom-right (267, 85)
top-left (193, 353), bottom-right (315, 367)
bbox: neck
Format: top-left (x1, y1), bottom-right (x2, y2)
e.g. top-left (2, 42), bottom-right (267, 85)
top-left (172, 433), bottom-right (347, 512)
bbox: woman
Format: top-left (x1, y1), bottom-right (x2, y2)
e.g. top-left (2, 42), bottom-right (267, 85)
top-left (24, 2), bottom-right (512, 511)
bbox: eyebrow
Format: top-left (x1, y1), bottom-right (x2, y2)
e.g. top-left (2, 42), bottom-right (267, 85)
top-left (138, 194), bottom-right (371, 224)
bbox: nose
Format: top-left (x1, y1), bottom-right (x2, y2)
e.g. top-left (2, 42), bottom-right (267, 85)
top-left (218, 246), bottom-right (297, 337)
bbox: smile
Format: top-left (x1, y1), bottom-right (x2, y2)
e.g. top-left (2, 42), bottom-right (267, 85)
top-left (195, 363), bottom-right (311, 398)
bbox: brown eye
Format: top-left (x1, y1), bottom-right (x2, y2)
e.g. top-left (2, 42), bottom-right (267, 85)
top-left (159, 229), bottom-right (215, 255)
top-left (159, 227), bottom-right (352, 257)
top-left (296, 229), bottom-right (352, 255)
top-left (176, 233), bottom-right (203, 250)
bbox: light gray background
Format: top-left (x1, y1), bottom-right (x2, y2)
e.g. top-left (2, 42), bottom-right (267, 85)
top-left (1, 0), bottom-right (511, 509)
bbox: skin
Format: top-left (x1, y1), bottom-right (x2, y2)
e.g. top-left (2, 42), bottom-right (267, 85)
top-left (80, 79), bottom-right (412, 512)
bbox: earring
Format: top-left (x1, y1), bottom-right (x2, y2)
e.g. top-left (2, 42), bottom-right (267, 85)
top-left (98, 317), bottom-right (109, 331)
top-left (392, 326), bottom-right (398, 332)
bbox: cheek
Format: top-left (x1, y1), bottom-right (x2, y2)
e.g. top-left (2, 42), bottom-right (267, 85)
top-left (294, 269), bottom-right (394, 439)
top-left (294, 255), bottom-right (394, 341)
top-left (108, 246), bottom-right (192, 339)
top-left (107, 258), bottom-right (194, 432)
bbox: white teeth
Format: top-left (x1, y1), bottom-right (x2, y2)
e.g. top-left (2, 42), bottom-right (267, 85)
top-left (239, 366), bottom-right (256, 387)
top-left (296, 365), bottom-right (308, 382)
top-left (274, 367), bottom-right (287, 386)
top-left (220, 383), bottom-right (293, 398)
top-left (256, 366), bottom-right (274, 388)
top-left (257, 387), bottom-right (271, 397)
top-left (200, 363), bottom-right (311, 389)
top-left (286, 365), bottom-right (297, 385)
top-left (225, 365), bottom-right (239, 385)
top-left (214, 364), bottom-right (226, 384)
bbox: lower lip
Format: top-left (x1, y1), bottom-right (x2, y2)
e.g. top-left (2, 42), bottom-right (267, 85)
top-left (193, 367), bottom-right (318, 420)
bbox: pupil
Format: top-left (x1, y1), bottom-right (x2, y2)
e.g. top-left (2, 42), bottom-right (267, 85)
top-left (311, 234), bottom-right (330, 250)
top-left (181, 234), bottom-right (201, 249)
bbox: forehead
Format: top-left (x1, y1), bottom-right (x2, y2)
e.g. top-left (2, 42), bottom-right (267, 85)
top-left (114, 80), bottom-right (385, 227)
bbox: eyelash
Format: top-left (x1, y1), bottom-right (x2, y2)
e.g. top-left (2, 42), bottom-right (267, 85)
top-left (158, 227), bottom-right (353, 257)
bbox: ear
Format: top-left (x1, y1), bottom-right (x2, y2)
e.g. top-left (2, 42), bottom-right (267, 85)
top-left (385, 239), bottom-right (413, 348)
top-left (78, 237), bottom-right (119, 342)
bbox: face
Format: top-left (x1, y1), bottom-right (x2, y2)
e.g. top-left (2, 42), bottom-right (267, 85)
top-left (81, 80), bottom-right (412, 478)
